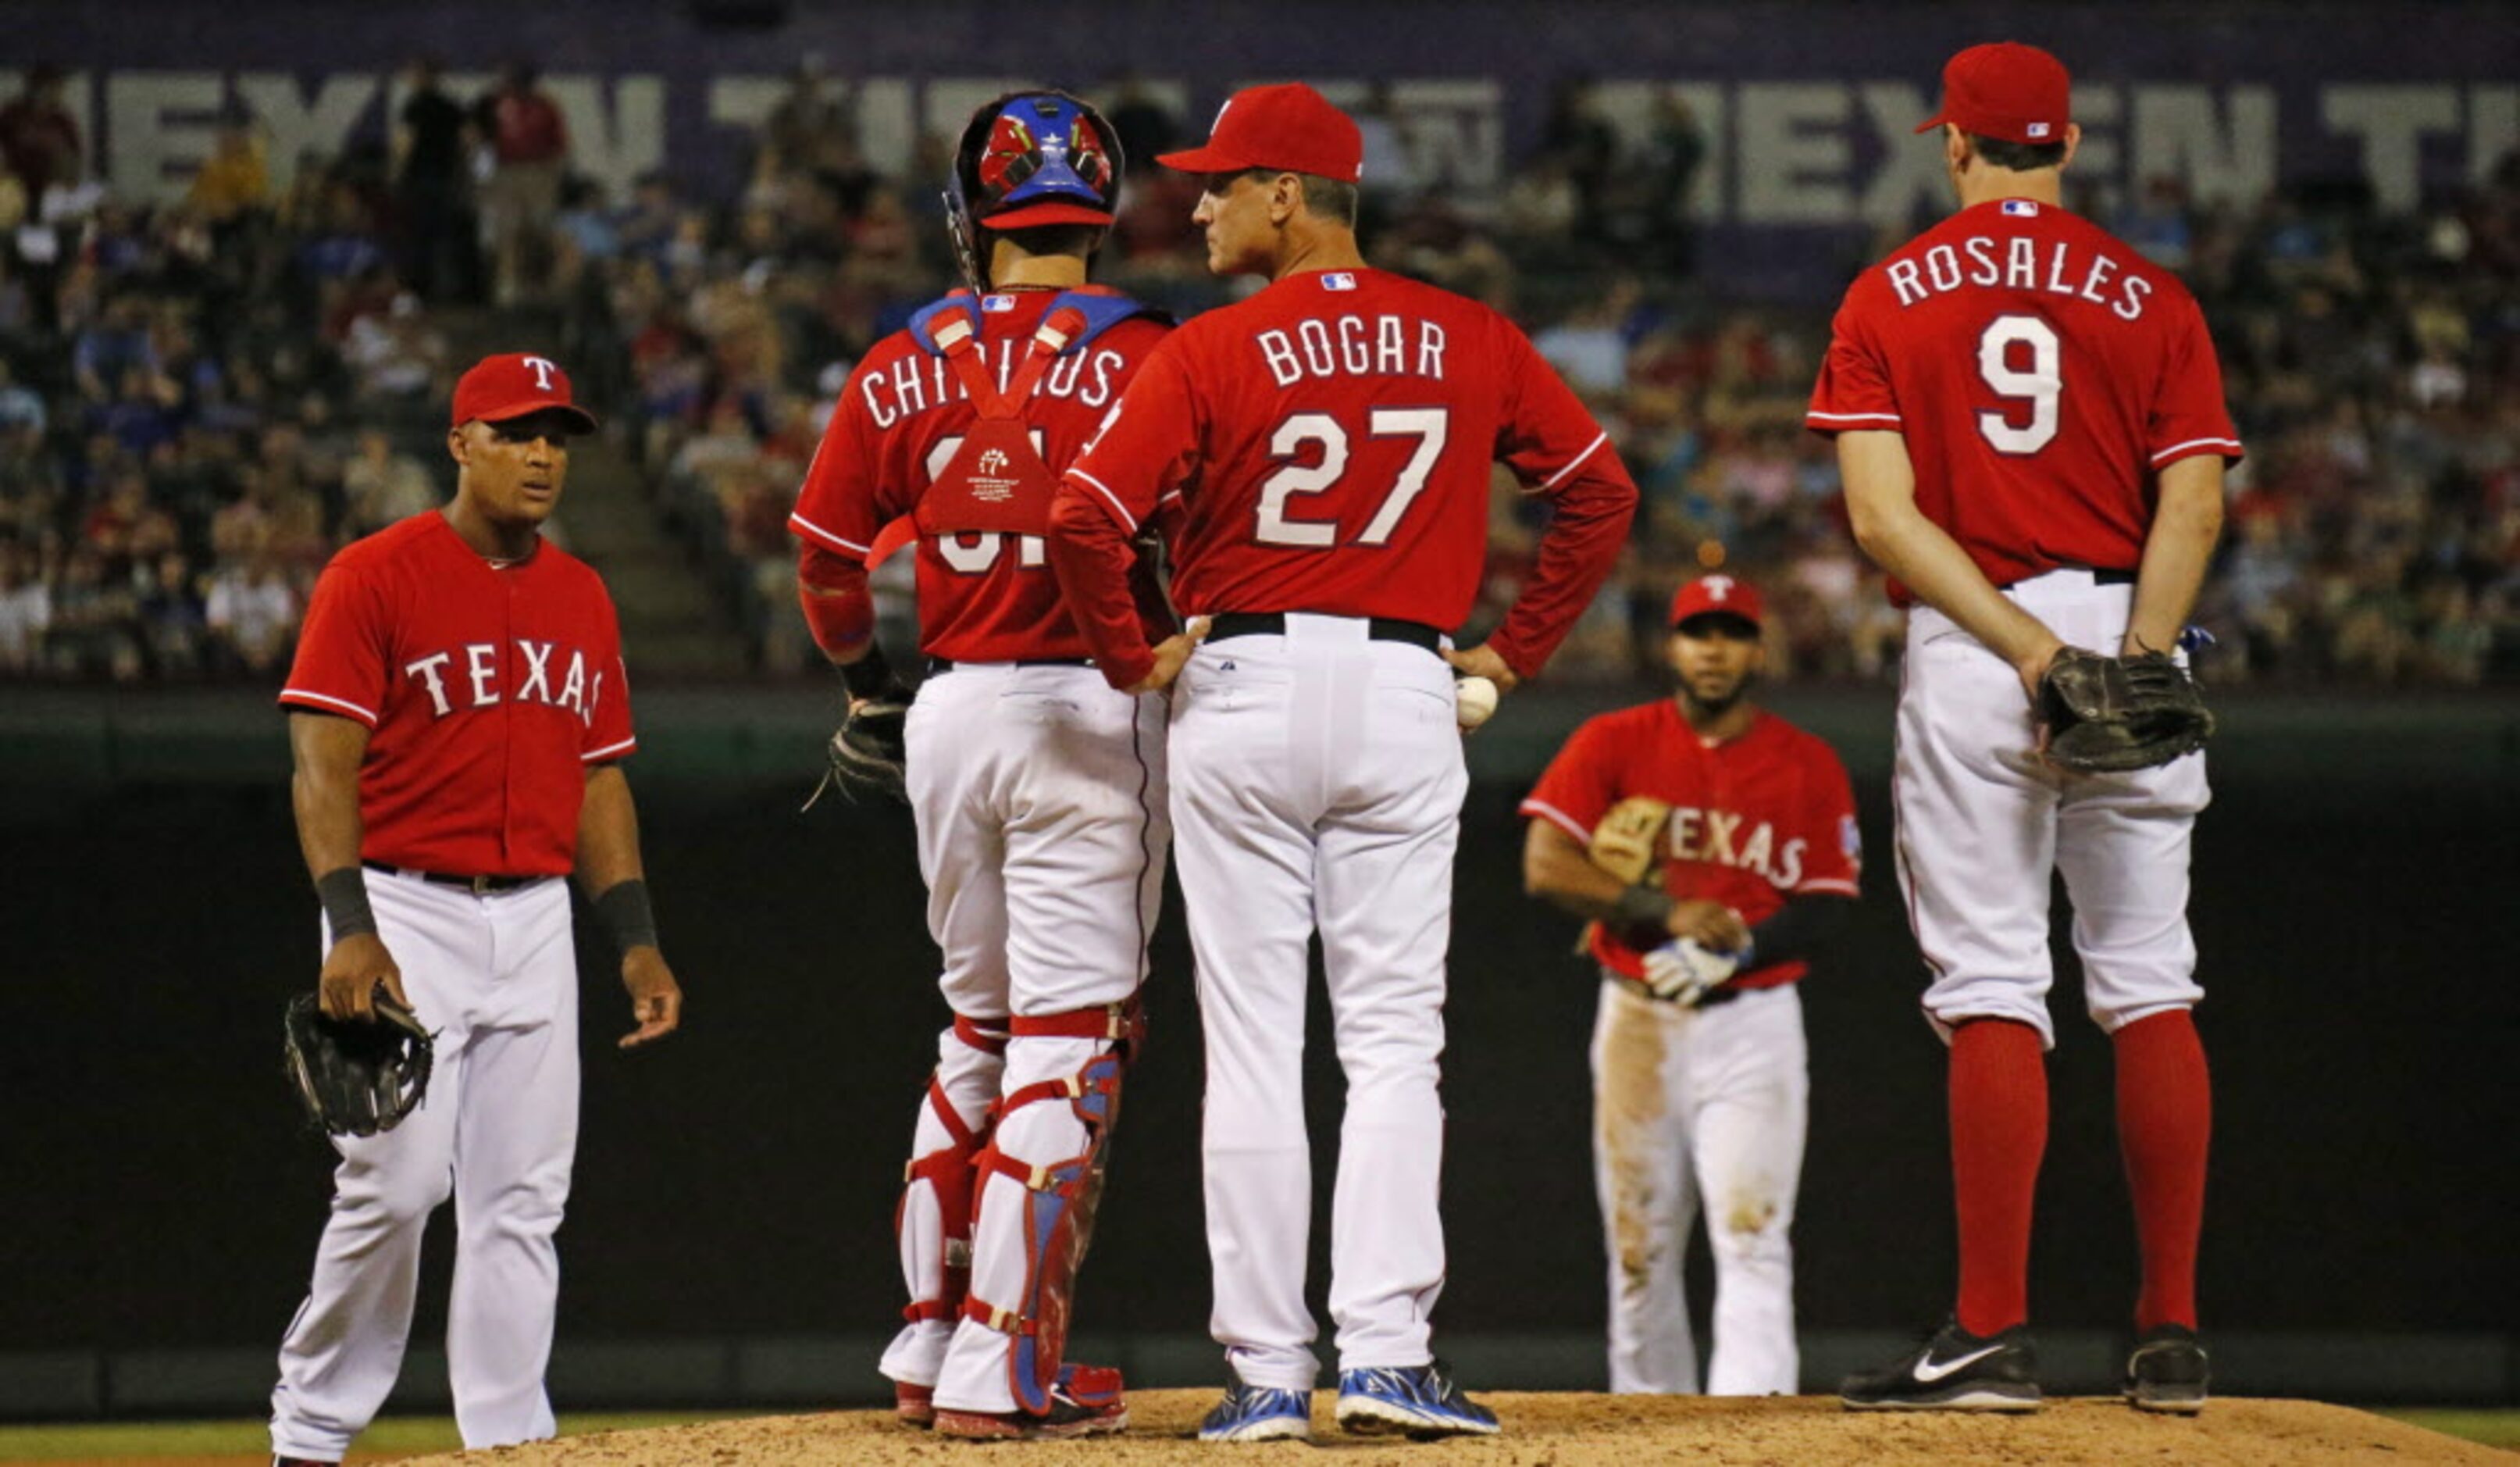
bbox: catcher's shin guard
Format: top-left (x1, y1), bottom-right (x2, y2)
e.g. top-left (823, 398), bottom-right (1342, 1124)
top-left (896, 1014), bottom-right (1006, 1326)
top-left (963, 998), bottom-right (1146, 1416)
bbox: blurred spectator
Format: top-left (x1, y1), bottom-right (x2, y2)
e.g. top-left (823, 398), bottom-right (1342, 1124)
top-left (137, 548), bottom-right (207, 676)
top-left (46, 544), bottom-right (140, 680)
top-left (475, 61), bottom-right (569, 307)
top-left (341, 291), bottom-right (446, 404)
top-left (760, 56), bottom-right (847, 180)
top-left (1106, 75), bottom-right (1179, 177)
top-left (0, 539), bottom-right (48, 670)
top-left (203, 548), bottom-right (297, 673)
top-left (391, 57), bottom-right (479, 303)
top-left (186, 111), bottom-right (272, 225)
top-left (0, 64), bottom-right (81, 202)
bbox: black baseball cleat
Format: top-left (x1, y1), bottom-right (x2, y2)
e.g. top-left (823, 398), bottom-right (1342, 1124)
top-left (1841, 1319), bottom-right (2041, 1412)
top-left (2125, 1323), bottom-right (2209, 1413)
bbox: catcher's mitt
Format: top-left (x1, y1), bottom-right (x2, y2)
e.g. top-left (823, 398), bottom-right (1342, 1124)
top-left (1588, 796), bottom-right (1672, 886)
top-left (2037, 646), bottom-right (2215, 774)
top-left (806, 693), bottom-right (911, 809)
top-left (283, 991), bottom-right (435, 1137)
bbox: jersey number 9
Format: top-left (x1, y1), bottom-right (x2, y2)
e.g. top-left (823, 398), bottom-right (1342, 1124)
top-left (1977, 315), bottom-right (2061, 455)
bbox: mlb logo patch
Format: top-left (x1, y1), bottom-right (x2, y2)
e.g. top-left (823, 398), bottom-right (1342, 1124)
top-left (1321, 272), bottom-right (1357, 291)
top-left (982, 294), bottom-right (1018, 313)
top-left (2025, 122), bottom-right (2051, 139)
top-left (2002, 200), bottom-right (2040, 217)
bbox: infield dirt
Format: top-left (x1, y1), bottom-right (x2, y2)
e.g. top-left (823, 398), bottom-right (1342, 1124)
top-left (374, 1393), bottom-right (2504, 1465)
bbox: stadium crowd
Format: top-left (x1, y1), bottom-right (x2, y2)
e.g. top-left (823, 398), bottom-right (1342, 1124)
top-left (1, 64), bottom-right (2511, 687)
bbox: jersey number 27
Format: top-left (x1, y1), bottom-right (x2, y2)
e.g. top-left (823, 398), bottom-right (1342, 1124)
top-left (1256, 408), bottom-right (1449, 547)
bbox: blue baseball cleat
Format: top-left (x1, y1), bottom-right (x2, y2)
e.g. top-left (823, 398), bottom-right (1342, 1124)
top-left (1197, 1371), bottom-right (1313, 1443)
top-left (1334, 1362), bottom-right (1500, 1439)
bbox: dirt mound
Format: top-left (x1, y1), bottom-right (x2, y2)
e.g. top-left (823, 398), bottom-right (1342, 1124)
top-left (405, 1393), bottom-right (2504, 1465)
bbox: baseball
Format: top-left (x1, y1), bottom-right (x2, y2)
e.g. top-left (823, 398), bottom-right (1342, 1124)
top-left (1454, 675), bottom-right (1499, 730)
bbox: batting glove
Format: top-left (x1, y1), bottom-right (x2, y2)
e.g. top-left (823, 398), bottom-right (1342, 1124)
top-left (1641, 937), bottom-right (1752, 1007)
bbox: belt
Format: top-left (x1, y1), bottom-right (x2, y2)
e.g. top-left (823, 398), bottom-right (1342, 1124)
top-left (1620, 972), bottom-right (1747, 1008)
top-left (927, 655), bottom-right (1095, 675)
top-left (363, 861), bottom-right (548, 896)
top-left (2028, 566), bottom-right (2135, 586)
top-left (1206, 612), bottom-right (1442, 653)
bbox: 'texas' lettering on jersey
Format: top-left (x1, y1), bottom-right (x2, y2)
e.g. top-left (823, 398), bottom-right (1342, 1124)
top-left (1887, 234), bottom-right (2155, 321)
top-left (401, 640), bottom-right (608, 726)
top-left (1256, 312), bottom-right (1450, 387)
top-left (860, 339), bottom-right (1128, 428)
top-left (1667, 805), bottom-right (1806, 889)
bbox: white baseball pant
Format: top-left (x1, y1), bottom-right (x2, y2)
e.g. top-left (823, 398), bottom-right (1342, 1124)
top-left (1892, 568), bottom-right (2210, 1048)
top-left (1591, 977), bottom-right (1806, 1395)
top-left (1168, 613), bottom-right (1468, 1392)
top-left (272, 870), bottom-right (578, 1458)
top-left (882, 662), bottom-right (1168, 1414)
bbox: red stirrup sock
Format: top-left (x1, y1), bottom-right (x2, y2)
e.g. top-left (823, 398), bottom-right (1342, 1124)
top-left (1950, 1018), bottom-right (2048, 1338)
top-left (2112, 1009), bottom-right (2210, 1333)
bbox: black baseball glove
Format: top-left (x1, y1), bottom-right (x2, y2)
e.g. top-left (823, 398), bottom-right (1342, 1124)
top-left (822, 692), bottom-right (911, 804)
top-left (283, 991), bottom-right (435, 1137)
top-left (2037, 646), bottom-right (2215, 774)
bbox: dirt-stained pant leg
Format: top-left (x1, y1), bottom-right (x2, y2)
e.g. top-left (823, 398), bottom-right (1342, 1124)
top-left (1591, 978), bottom-right (1698, 1394)
top-left (1686, 987), bottom-right (1807, 1396)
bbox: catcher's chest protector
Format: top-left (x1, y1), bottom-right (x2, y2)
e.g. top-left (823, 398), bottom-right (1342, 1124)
top-left (911, 290), bottom-right (1159, 541)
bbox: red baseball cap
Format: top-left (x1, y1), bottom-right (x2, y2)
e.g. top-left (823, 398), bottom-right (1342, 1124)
top-left (451, 353), bottom-right (598, 434)
top-left (1158, 83), bottom-right (1364, 183)
top-left (1669, 574), bottom-right (1765, 630)
top-left (1915, 42), bottom-right (2073, 148)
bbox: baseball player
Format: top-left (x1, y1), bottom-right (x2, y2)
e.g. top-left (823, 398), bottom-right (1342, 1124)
top-left (1520, 576), bottom-right (1859, 1397)
top-left (1045, 83), bottom-right (1639, 1443)
top-left (1809, 44), bottom-right (2235, 1413)
top-left (270, 354), bottom-right (683, 1463)
top-left (786, 91), bottom-right (1175, 1441)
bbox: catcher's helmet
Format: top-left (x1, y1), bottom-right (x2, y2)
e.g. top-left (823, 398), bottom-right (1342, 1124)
top-left (945, 91), bottom-right (1124, 292)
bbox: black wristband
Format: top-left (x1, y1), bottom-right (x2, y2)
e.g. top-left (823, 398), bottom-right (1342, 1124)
top-left (1610, 883), bottom-right (1675, 946)
top-left (317, 866), bottom-right (377, 941)
top-left (839, 643), bottom-right (896, 702)
top-left (597, 878), bottom-right (660, 954)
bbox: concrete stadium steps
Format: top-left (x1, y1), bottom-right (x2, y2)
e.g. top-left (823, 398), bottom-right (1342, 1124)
top-left (553, 439), bottom-right (750, 678)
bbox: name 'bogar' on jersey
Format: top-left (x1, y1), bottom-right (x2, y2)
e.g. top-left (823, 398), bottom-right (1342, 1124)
top-left (1806, 198), bottom-right (2240, 598)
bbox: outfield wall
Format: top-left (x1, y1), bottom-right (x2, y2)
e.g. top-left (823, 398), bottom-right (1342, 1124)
top-left (1, 686), bottom-right (2512, 1412)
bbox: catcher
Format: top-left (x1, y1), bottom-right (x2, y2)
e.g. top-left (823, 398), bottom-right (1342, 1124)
top-left (786, 90), bottom-right (1183, 1440)
top-left (1519, 576), bottom-right (1859, 1395)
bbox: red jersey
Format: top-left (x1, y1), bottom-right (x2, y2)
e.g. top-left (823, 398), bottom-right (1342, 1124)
top-left (1807, 197), bottom-right (2240, 601)
top-left (488, 91), bottom-right (568, 165)
top-left (790, 289), bottom-right (1172, 662)
top-left (280, 512), bottom-right (635, 878)
top-left (1053, 266), bottom-right (1635, 686)
top-left (1523, 703), bottom-right (1859, 989)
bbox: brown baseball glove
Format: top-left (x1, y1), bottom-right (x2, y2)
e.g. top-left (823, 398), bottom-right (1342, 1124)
top-left (2037, 646), bottom-right (2215, 774)
top-left (1588, 796), bottom-right (1673, 886)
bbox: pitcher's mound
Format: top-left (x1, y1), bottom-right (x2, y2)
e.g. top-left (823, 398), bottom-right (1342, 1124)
top-left (412, 1392), bottom-right (2501, 1465)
